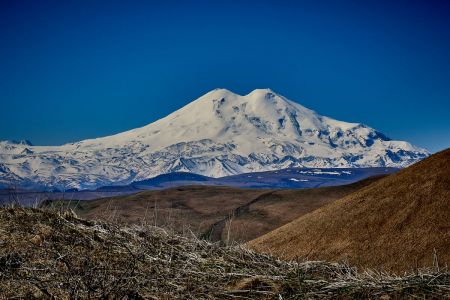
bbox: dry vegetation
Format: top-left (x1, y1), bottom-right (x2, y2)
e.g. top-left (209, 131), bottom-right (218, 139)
top-left (1, 207), bottom-right (449, 299)
top-left (248, 149), bottom-right (450, 273)
top-left (218, 176), bottom-right (384, 243)
top-left (44, 176), bottom-right (382, 244)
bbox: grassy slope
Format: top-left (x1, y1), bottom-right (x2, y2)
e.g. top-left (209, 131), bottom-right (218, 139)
top-left (50, 177), bottom-right (382, 244)
top-left (248, 149), bottom-right (450, 273)
top-left (0, 208), bottom-right (448, 299)
top-left (221, 176), bottom-right (383, 243)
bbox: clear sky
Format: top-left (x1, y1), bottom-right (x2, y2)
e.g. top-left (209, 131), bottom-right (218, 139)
top-left (0, 0), bottom-right (449, 152)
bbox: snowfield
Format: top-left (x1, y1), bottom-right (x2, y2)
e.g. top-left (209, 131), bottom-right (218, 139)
top-left (0, 88), bottom-right (429, 190)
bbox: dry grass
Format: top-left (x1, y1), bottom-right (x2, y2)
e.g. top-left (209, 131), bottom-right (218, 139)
top-left (248, 149), bottom-right (450, 273)
top-left (218, 176), bottom-right (384, 243)
top-left (0, 207), bottom-right (449, 299)
top-left (43, 177), bottom-right (382, 244)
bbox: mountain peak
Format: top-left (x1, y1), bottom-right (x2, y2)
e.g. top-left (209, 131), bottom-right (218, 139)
top-left (204, 88), bottom-right (279, 99)
top-left (2, 139), bottom-right (33, 146)
top-left (247, 88), bottom-right (275, 96)
top-left (0, 89), bottom-right (429, 190)
top-left (204, 88), bottom-right (237, 98)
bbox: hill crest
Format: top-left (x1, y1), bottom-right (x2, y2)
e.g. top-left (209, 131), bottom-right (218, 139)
top-left (248, 148), bottom-right (450, 273)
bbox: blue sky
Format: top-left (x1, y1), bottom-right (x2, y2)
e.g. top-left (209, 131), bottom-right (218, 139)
top-left (0, 0), bottom-right (449, 152)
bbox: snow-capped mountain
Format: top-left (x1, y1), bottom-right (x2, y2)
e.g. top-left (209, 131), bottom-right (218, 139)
top-left (0, 88), bottom-right (429, 190)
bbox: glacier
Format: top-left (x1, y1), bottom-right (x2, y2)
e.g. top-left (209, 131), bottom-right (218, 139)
top-left (0, 88), bottom-right (429, 190)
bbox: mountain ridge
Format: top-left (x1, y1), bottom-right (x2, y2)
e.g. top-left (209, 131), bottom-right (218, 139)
top-left (0, 88), bottom-right (429, 190)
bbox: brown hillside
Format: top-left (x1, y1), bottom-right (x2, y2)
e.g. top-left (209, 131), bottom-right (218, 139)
top-left (248, 149), bottom-right (450, 273)
top-left (48, 176), bottom-right (382, 244)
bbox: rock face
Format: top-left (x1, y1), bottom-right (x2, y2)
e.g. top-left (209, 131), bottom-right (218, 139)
top-left (0, 88), bottom-right (428, 190)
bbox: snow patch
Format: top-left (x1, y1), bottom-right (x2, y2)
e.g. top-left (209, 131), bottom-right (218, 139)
top-left (289, 178), bottom-right (309, 182)
top-left (0, 88), bottom-right (429, 190)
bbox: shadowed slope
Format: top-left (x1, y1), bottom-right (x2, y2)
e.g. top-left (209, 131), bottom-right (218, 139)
top-left (248, 149), bottom-right (450, 273)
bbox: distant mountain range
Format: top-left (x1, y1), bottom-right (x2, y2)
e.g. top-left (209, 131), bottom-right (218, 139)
top-left (116, 166), bottom-right (398, 191)
top-left (0, 88), bottom-right (428, 190)
top-left (0, 167), bottom-right (398, 205)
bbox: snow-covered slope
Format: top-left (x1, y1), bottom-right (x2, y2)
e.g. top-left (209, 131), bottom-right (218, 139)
top-left (0, 89), bottom-right (429, 190)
